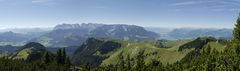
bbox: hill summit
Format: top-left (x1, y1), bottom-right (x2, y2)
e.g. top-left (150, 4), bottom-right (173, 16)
top-left (10, 42), bottom-right (47, 62)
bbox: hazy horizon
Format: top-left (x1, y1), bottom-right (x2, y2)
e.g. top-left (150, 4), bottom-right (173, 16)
top-left (0, 23), bottom-right (235, 29)
top-left (0, 0), bottom-right (239, 29)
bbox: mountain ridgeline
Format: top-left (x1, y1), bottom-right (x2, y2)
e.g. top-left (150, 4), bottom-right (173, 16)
top-left (178, 37), bottom-right (218, 51)
top-left (89, 24), bottom-right (159, 41)
top-left (166, 28), bottom-right (232, 39)
top-left (30, 23), bottom-right (159, 47)
top-left (72, 38), bottom-right (122, 66)
top-left (0, 23), bottom-right (233, 47)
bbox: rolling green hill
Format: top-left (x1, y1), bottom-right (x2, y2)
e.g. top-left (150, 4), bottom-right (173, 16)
top-left (101, 41), bottom-right (193, 66)
top-left (10, 42), bottom-right (47, 62)
top-left (0, 37), bottom-right (229, 70)
top-left (71, 38), bottom-right (122, 66)
top-left (178, 37), bottom-right (217, 51)
top-left (72, 38), bottom-right (196, 66)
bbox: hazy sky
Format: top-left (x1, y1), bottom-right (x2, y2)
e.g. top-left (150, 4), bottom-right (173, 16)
top-left (0, 0), bottom-right (239, 28)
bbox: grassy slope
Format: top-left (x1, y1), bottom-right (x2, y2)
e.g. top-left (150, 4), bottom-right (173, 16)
top-left (203, 41), bottom-right (226, 52)
top-left (101, 40), bottom-right (192, 66)
top-left (10, 42), bottom-right (47, 61)
top-left (12, 48), bottom-right (31, 60)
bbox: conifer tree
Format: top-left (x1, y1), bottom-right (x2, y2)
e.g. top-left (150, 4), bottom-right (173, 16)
top-left (42, 51), bottom-right (51, 64)
top-left (65, 56), bottom-right (71, 67)
top-left (56, 48), bottom-right (63, 64)
top-left (62, 48), bottom-right (66, 64)
top-left (126, 54), bottom-right (131, 70)
top-left (233, 14), bottom-right (240, 54)
top-left (233, 14), bottom-right (240, 44)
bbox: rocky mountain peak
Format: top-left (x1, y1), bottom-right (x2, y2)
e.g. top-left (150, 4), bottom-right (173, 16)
top-left (54, 23), bottom-right (81, 30)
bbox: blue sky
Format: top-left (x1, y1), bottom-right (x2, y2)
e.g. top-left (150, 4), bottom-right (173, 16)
top-left (0, 0), bottom-right (239, 28)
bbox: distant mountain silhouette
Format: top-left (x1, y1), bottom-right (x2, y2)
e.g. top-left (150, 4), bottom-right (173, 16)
top-left (0, 31), bottom-right (27, 42)
top-left (30, 23), bottom-right (159, 47)
top-left (167, 28), bottom-right (232, 39)
top-left (0, 29), bottom-right (48, 46)
top-left (89, 24), bottom-right (159, 41)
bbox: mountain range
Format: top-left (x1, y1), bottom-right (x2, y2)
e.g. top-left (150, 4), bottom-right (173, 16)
top-left (0, 23), bottom-right (233, 47)
top-left (30, 23), bottom-right (159, 47)
top-left (167, 28), bottom-right (232, 39)
top-left (146, 27), bottom-right (233, 40)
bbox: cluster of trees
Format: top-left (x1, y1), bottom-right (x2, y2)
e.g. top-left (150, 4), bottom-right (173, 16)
top-left (0, 48), bottom-right (75, 71)
top-left (43, 48), bottom-right (71, 66)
